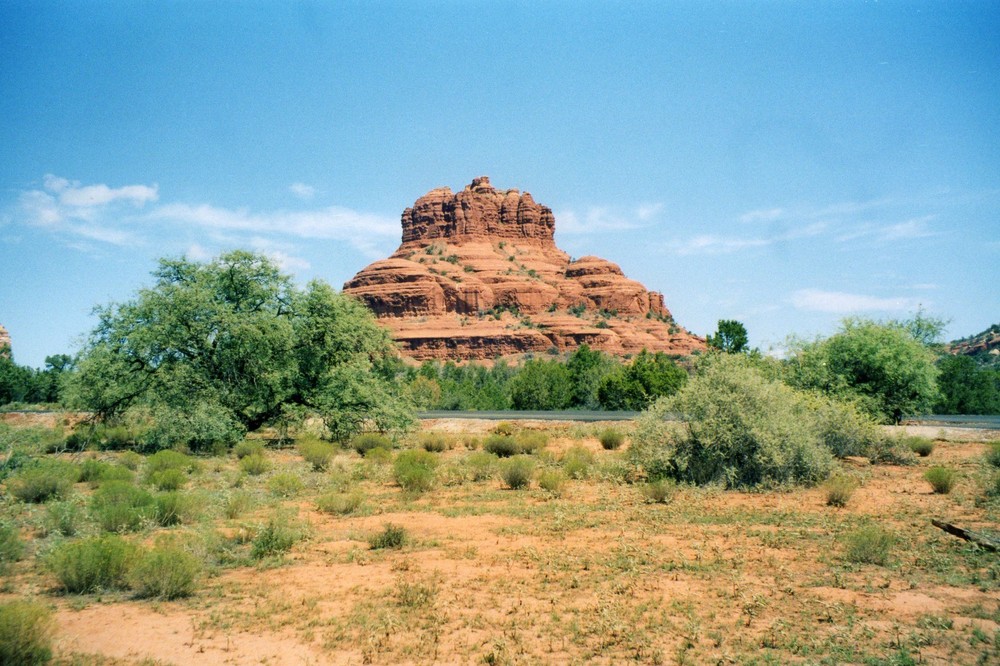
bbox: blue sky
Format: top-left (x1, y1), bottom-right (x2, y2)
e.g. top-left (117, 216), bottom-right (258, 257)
top-left (2, 1), bottom-right (997, 368)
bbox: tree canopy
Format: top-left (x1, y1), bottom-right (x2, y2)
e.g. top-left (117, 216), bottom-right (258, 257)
top-left (68, 251), bottom-right (413, 448)
top-left (706, 319), bottom-right (749, 354)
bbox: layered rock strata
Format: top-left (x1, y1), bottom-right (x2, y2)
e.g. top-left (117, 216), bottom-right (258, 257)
top-left (344, 177), bottom-right (704, 361)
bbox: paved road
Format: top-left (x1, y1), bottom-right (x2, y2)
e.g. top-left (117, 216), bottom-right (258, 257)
top-left (900, 415), bottom-right (1000, 430)
top-left (417, 410), bottom-right (643, 422)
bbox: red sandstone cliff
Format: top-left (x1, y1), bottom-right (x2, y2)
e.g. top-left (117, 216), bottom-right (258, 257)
top-left (344, 177), bottom-right (705, 361)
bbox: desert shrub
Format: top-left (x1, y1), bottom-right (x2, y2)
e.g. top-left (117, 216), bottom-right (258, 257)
top-left (515, 430), bottom-right (548, 454)
top-left (8, 461), bottom-right (77, 503)
top-left (642, 478), bottom-right (677, 504)
top-left (466, 451), bottom-right (498, 481)
top-left (90, 481), bottom-right (155, 533)
top-left (130, 541), bottom-right (200, 599)
top-left (984, 441), bottom-right (1000, 468)
top-left (924, 466), bottom-right (956, 494)
top-left (493, 422), bottom-right (516, 437)
top-left (351, 433), bottom-right (392, 456)
top-left (501, 456), bottom-right (534, 490)
top-left (239, 453), bottom-right (269, 476)
top-left (119, 451), bottom-right (142, 471)
top-left (150, 468), bottom-right (187, 491)
top-left (824, 474), bottom-right (858, 507)
top-left (369, 523), bottom-right (407, 550)
top-left (153, 491), bottom-right (197, 526)
top-left (865, 434), bottom-right (918, 466)
top-left (233, 439), bottom-right (264, 459)
top-left (462, 435), bottom-right (481, 450)
top-left (250, 518), bottom-right (299, 560)
top-left (0, 522), bottom-right (24, 574)
top-left (538, 469), bottom-right (566, 495)
top-left (145, 449), bottom-right (194, 477)
top-left (221, 491), bottom-right (255, 519)
top-left (79, 458), bottom-right (108, 484)
top-left (316, 490), bottom-right (364, 515)
top-left (631, 355), bottom-right (834, 488)
top-left (598, 428), bottom-right (624, 450)
top-left (984, 471), bottom-right (1000, 499)
top-left (903, 436), bottom-right (935, 457)
top-left (811, 396), bottom-right (887, 460)
top-left (393, 449), bottom-right (437, 492)
top-left (80, 460), bottom-right (134, 488)
top-left (562, 445), bottom-right (594, 479)
top-left (268, 472), bottom-right (304, 497)
top-left (47, 534), bottom-right (139, 592)
top-left (0, 599), bottom-right (54, 666)
top-left (43, 501), bottom-right (85, 537)
top-left (363, 446), bottom-right (393, 464)
top-left (842, 525), bottom-right (894, 565)
top-left (297, 437), bottom-right (335, 471)
top-left (484, 434), bottom-right (519, 458)
top-left (420, 433), bottom-right (450, 453)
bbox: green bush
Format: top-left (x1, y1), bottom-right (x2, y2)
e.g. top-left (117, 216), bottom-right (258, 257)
top-left (501, 456), bottom-right (534, 490)
top-left (484, 434), bottom-right (519, 458)
top-left (842, 525), bottom-right (894, 565)
top-left (0, 599), bottom-right (54, 666)
top-left (250, 518), bottom-right (299, 560)
top-left (239, 453), bottom-right (269, 476)
top-left (119, 451), bottom-right (142, 471)
top-left (221, 491), bottom-right (255, 519)
top-left (268, 472), bottom-right (304, 497)
top-left (824, 474), bottom-right (858, 507)
top-left (924, 466), bottom-right (956, 494)
top-left (0, 522), bottom-right (25, 574)
top-left (150, 468), bottom-right (187, 491)
top-left (393, 449), bottom-right (437, 492)
top-left (82, 461), bottom-right (134, 488)
top-left (811, 396), bottom-right (887, 460)
top-left (153, 491), bottom-right (197, 526)
top-left (904, 436), bottom-right (935, 457)
top-left (43, 501), bottom-right (85, 537)
top-left (515, 431), bottom-right (548, 454)
top-left (47, 534), bottom-right (139, 593)
top-left (984, 441), bottom-right (1000, 468)
top-left (642, 478), bottom-right (676, 504)
top-left (631, 355), bottom-right (834, 489)
top-left (130, 541), bottom-right (200, 599)
top-left (90, 481), bottom-right (155, 533)
top-left (369, 523), bottom-right (407, 550)
top-left (316, 491), bottom-right (364, 515)
top-left (297, 437), bottom-right (335, 471)
top-left (351, 433), bottom-right (392, 456)
top-left (538, 469), bottom-right (566, 495)
top-left (598, 428), bottom-right (624, 450)
top-left (8, 461), bottom-right (77, 503)
top-left (233, 439), bottom-right (264, 459)
top-left (466, 451), bottom-right (498, 481)
top-left (562, 445), bottom-right (594, 479)
top-left (145, 449), bottom-right (194, 477)
top-left (420, 433), bottom-right (450, 453)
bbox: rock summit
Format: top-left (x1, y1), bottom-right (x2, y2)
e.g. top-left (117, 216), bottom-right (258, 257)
top-left (344, 177), bottom-right (705, 361)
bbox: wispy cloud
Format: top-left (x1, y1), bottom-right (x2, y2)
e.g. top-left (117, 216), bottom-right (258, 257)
top-left (791, 288), bottom-right (921, 313)
top-left (834, 216), bottom-right (938, 243)
top-left (557, 203), bottom-right (662, 235)
top-left (289, 182), bottom-right (316, 200)
top-left (667, 222), bottom-right (826, 255)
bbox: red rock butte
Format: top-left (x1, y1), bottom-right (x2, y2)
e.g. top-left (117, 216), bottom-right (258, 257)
top-left (344, 177), bottom-right (705, 361)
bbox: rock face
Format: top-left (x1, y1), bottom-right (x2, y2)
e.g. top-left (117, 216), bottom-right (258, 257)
top-left (344, 177), bottom-right (705, 361)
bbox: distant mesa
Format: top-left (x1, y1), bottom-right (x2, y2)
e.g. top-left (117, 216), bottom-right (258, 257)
top-left (343, 177), bottom-right (705, 361)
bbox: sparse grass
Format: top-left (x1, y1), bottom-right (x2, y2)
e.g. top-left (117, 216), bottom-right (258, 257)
top-left (369, 523), bottom-right (407, 550)
top-left (538, 469), bottom-right (566, 495)
top-left (250, 518), bottom-right (300, 560)
top-left (842, 524), bottom-right (894, 565)
top-left (642, 478), bottom-right (676, 504)
top-left (393, 449), bottom-right (437, 492)
top-left (562, 445), bottom-right (594, 479)
top-left (598, 428), bottom-right (625, 450)
top-left (501, 456), bottom-right (534, 490)
top-left (904, 436), bottom-right (935, 457)
top-left (493, 422), bottom-right (516, 436)
top-left (466, 451), bottom-right (498, 481)
top-left (221, 490), bottom-right (255, 519)
top-left (0, 522), bottom-right (24, 574)
top-left (515, 430), bottom-right (547, 454)
top-left (239, 453), bottom-right (269, 476)
top-left (825, 474), bottom-right (858, 507)
top-left (268, 472), bottom-right (305, 497)
top-left (984, 441), bottom-right (1000, 468)
top-left (47, 534), bottom-right (139, 593)
top-left (316, 490), bottom-right (364, 515)
top-left (153, 491), bottom-right (197, 526)
top-left (0, 599), bottom-right (54, 666)
top-left (925, 466), bottom-right (956, 494)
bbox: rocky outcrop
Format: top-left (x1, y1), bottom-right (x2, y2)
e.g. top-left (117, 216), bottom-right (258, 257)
top-left (344, 177), bottom-right (705, 361)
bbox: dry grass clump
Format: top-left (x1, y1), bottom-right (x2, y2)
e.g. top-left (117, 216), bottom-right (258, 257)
top-left (500, 456), bottom-right (534, 490)
top-left (369, 523), bottom-right (407, 550)
top-left (538, 469), bottom-right (566, 495)
top-left (0, 599), bottom-right (54, 666)
top-left (824, 474), bottom-right (859, 507)
top-left (562, 445), bottom-right (594, 479)
top-left (130, 540), bottom-right (201, 600)
top-left (924, 466), bottom-right (956, 494)
top-left (351, 433), bottom-right (392, 456)
top-left (239, 452), bottom-right (270, 476)
top-left (842, 525), bottom-right (894, 565)
top-left (233, 439), bottom-right (264, 459)
top-left (903, 436), bottom-right (935, 457)
top-left (47, 534), bottom-right (139, 593)
top-left (297, 436), bottom-right (335, 471)
top-left (642, 478), bottom-right (676, 504)
top-left (598, 428), bottom-right (625, 450)
top-left (316, 490), bottom-right (364, 515)
top-left (393, 449), bottom-right (438, 492)
top-left (419, 433), bottom-right (451, 452)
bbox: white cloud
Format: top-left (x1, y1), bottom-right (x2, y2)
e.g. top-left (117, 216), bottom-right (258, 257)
top-left (636, 202), bottom-right (664, 221)
top-left (43, 173), bottom-right (158, 208)
top-left (557, 203), bottom-right (662, 234)
top-left (739, 207), bottom-right (785, 224)
top-left (667, 222), bottom-right (826, 256)
top-left (791, 289), bottom-right (920, 313)
top-left (835, 216), bottom-right (938, 243)
top-left (289, 182), bottom-right (316, 200)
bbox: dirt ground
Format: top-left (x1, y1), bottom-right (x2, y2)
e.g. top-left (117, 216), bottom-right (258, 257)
top-left (5, 420), bottom-right (1000, 665)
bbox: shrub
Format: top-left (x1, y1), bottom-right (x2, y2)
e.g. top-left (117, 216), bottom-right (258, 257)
top-left (8, 461), bottom-right (77, 503)
top-left (538, 469), bottom-right (566, 495)
top-left (462, 436), bottom-right (481, 450)
top-left (298, 437), bottom-right (335, 471)
top-left (0, 599), bottom-right (54, 666)
top-left (90, 481), bottom-right (155, 533)
top-left (562, 445), bottom-right (594, 479)
top-left (233, 439), bottom-right (264, 459)
top-left (150, 468), bottom-right (187, 491)
top-left (466, 451), bottom-right (498, 481)
top-left (239, 453), bottom-right (269, 476)
top-left (866, 434), bottom-right (918, 466)
top-left (393, 449), bottom-right (437, 492)
top-left (145, 449), bottom-right (194, 477)
top-left (811, 396), bottom-right (886, 460)
top-left (130, 541), bottom-right (200, 599)
top-left (598, 428), bottom-right (624, 450)
top-left (43, 501), bottom-right (85, 537)
top-left (221, 491), bottom-right (254, 519)
top-left (493, 422), bottom-right (516, 437)
top-left (364, 446), bottom-right (393, 464)
top-left (119, 451), bottom-right (143, 471)
top-left (268, 472), bottom-right (304, 498)
top-left (904, 436), bottom-right (935, 457)
top-left (0, 522), bottom-right (25, 574)
top-left (316, 491), bottom-right (364, 515)
top-left (631, 355), bottom-right (834, 488)
top-left (47, 534), bottom-right (139, 592)
top-left (642, 478), bottom-right (677, 504)
top-left (515, 431), bottom-right (548, 454)
top-left (153, 491), bottom-right (197, 526)
top-left (351, 433), bottom-right (392, 456)
top-left (369, 523), bottom-right (407, 550)
top-left (501, 456), bottom-right (534, 490)
top-left (984, 441), bottom-right (1000, 468)
top-left (824, 474), bottom-right (858, 507)
top-left (924, 466), bottom-right (956, 494)
top-left (484, 434), bottom-right (519, 458)
top-left (420, 433), bottom-right (450, 453)
top-left (250, 518), bottom-right (299, 560)
top-left (80, 460), bottom-right (134, 488)
top-left (842, 525), bottom-right (894, 565)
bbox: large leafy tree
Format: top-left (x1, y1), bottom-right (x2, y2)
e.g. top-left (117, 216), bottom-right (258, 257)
top-left (597, 349), bottom-right (688, 411)
top-left (68, 251), bottom-right (413, 448)
top-left (706, 319), bottom-right (750, 354)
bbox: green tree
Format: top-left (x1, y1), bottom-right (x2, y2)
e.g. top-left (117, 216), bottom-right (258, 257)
top-left (68, 251), bottom-right (413, 448)
top-left (565, 344), bottom-right (618, 409)
top-left (934, 355), bottom-right (1000, 415)
top-left (508, 359), bottom-right (573, 410)
top-left (597, 350), bottom-right (687, 410)
top-left (706, 319), bottom-right (749, 354)
top-left (785, 318), bottom-right (939, 423)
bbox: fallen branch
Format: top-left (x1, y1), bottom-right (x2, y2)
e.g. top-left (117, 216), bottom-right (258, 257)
top-left (931, 519), bottom-right (1000, 552)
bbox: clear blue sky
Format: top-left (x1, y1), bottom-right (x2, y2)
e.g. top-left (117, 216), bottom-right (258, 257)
top-left (2, 1), bottom-right (997, 368)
